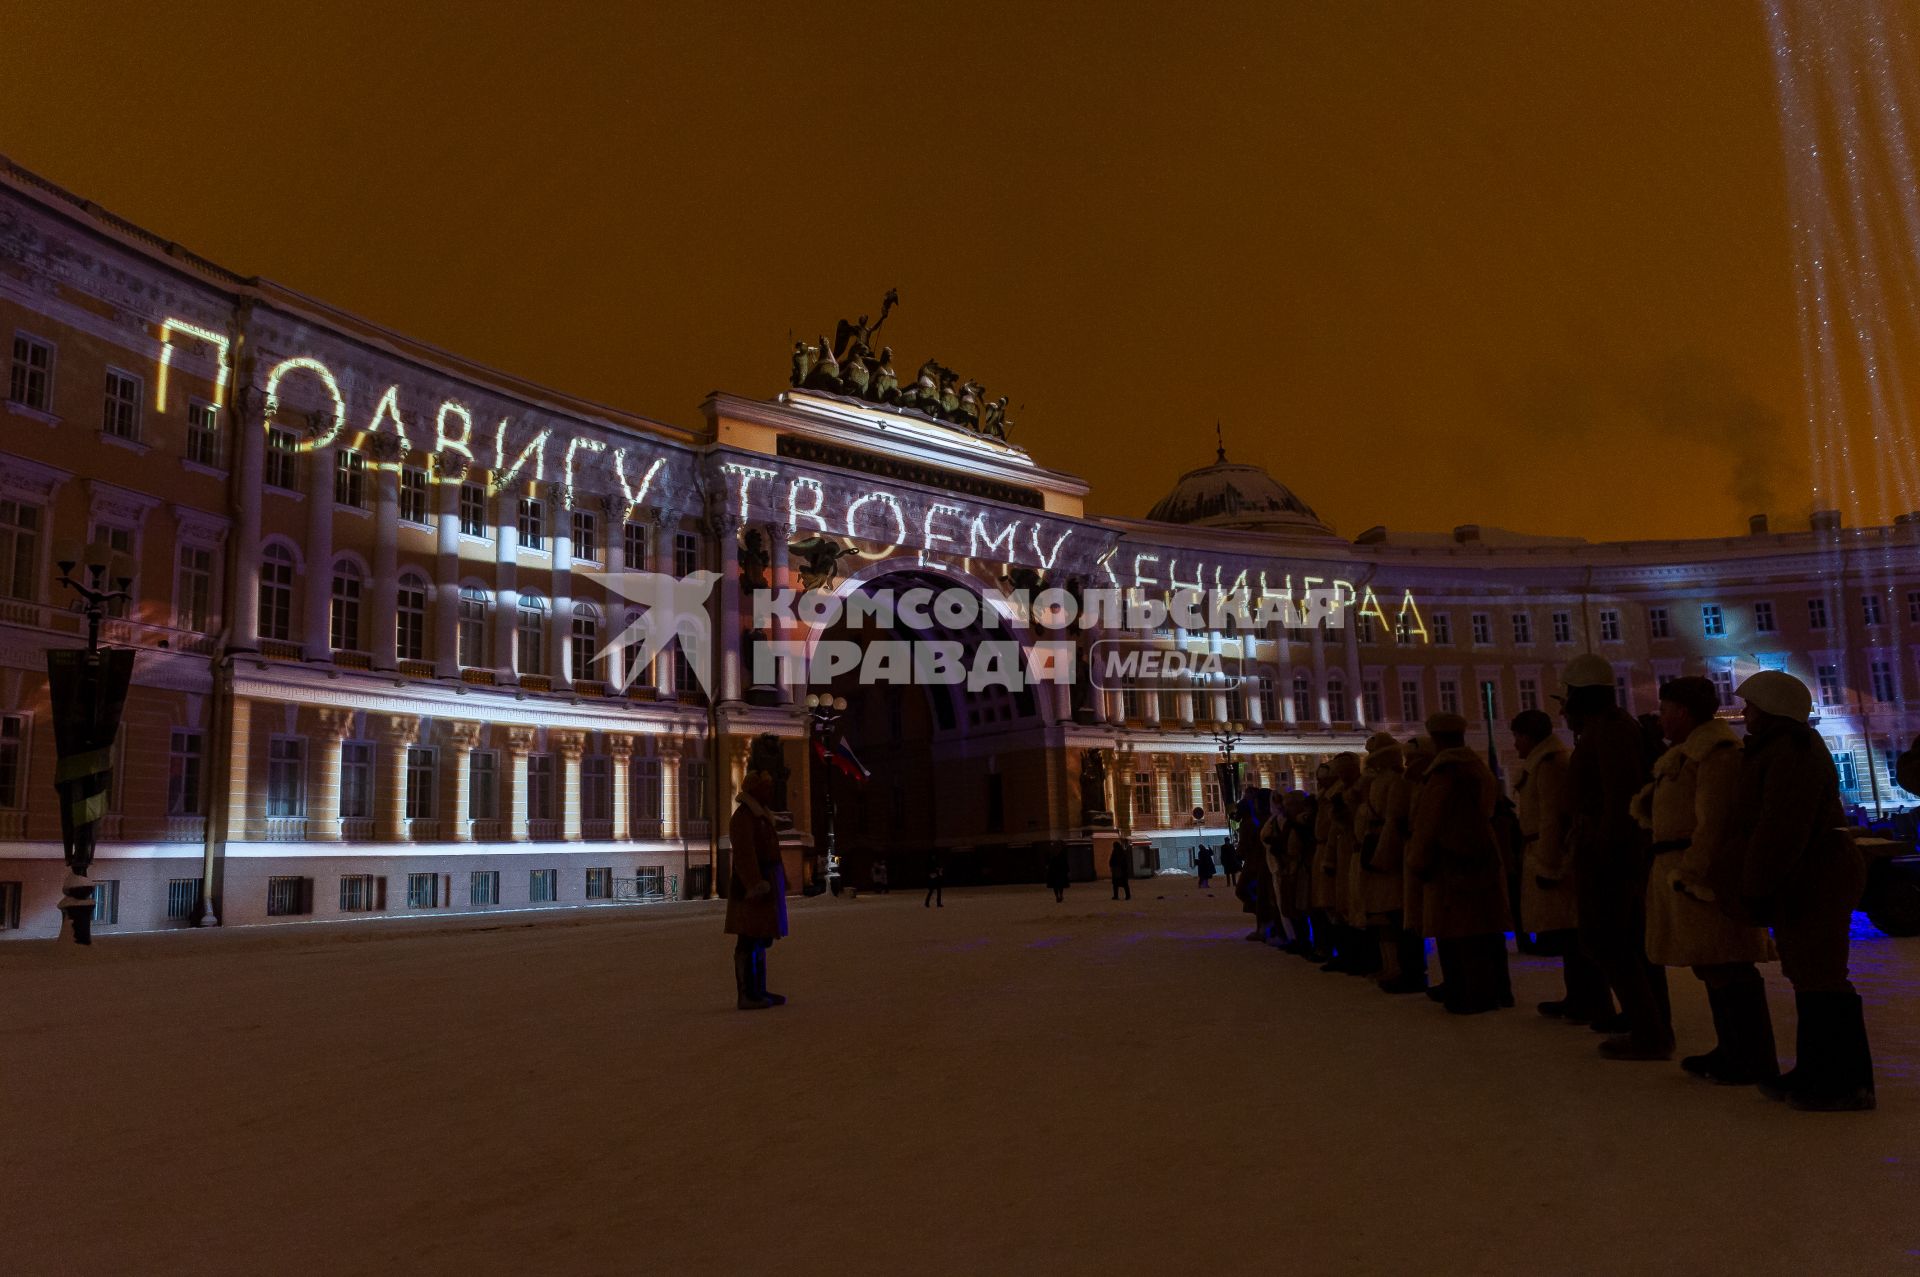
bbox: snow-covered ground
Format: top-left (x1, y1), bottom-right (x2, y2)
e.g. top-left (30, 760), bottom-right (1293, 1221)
top-left (2, 886), bottom-right (1915, 1275)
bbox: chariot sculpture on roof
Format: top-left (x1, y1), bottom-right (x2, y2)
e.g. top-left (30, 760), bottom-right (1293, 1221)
top-left (789, 290), bottom-right (1014, 443)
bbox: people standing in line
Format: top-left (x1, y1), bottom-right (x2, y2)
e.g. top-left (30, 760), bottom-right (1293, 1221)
top-left (1732, 671), bottom-right (1875, 1111)
top-left (1406, 714), bottom-right (1512, 1015)
top-left (1044, 844), bottom-right (1069, 903)
top-left (724, 770), bottom-right (788, 1011)
top-left (1267, 792), bottom-right (1312, 956)
top-left (1632, 677), bottom-right (1780, 1085)
top-left (924, 849), bottom-right (945, 908)
top-left (1372, 736), bottom-right (1431, 993)
top-left (1510, 709), bottom-right (1611, 1024)
top-left (1238, 791), bottom-right (1282, 943)
top-left (1561, 654), bottom-right (1674, 1060)
top-left (1356, 733), bottom-right (1408, 987)
top-left (1109, 840), bottom-right (1133, 901)
top-left (1325, 753), bottom-right (1378, 975)
top-left (1196, 844), bottom-right (1217, 888)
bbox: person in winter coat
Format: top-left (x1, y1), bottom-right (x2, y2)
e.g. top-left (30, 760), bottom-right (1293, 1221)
top-left (1323, 753), bottom-right (1378, 975)
top-left (1220, 837), bottom-right (1243, 889)
top-left (1405, 714), bottom-right (1511, 1014)
top-left (1275, 791), bottom-right (1323, 958)
top-left (1561, 654), bottom-right (1674, 1060)
top-left (1310, 762), bottom-right (1342, 956)
top-left (1235, 791), bottom-right (1282, 942)
top-left (1731, 670), bottom-right (1875, 1111)
top-left (1510, 710), bottom-right (1610, 1023)
top-left (1372, 736), bottom-right (1430, 993)
top-left (1356, 734), bottom-right (1409, 987)
top-left (1109, 840), bottom-right (1133, 901)
top-left (1044, 844), bottom-right (1070, 902)
top-left (924, 849), bottom-right (945, 908)
top-left (725, 770), bottom-right (788, 1010)
top-left (1633, 678), bottom-right (1779, 1084)
top-left (1196, 844), bottom-right (1216, 887)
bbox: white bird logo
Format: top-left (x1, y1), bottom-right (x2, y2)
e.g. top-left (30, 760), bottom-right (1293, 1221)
top-left (589, 569), bottom-right (722, 694)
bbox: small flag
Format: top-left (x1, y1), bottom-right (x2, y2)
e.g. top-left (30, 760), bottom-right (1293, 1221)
top-left (830, 737), bottom-right (871, 782)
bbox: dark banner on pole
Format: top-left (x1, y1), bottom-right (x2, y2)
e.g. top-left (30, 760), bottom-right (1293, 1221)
top-left (1216, 759), bottom-right (1242, 812)
top-left (47, 647), bottom-right (134, 878)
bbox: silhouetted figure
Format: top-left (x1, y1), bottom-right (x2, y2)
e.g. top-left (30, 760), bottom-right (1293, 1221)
top-left (1197, 845), bottom-right (1216, 887)
top-left (924, 850), bottom-right (944, 908)
top-left (1045, 845), bottom-right (1069, 902)
top-left (1109, 841), bottom-right (1132, 900)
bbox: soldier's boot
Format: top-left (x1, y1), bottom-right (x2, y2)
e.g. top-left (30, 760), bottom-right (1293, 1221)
top-left (1788, 991), bottom-right (1875, 1112)
top-left (1681, 984), bottom-right (1734, 1079)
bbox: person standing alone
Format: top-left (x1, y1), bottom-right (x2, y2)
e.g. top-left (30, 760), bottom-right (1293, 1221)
top-left (924, 849), bottom-right (945, 908)
top-left (1109, 840), bottom-right (1133, 900)
top-left (725, 770), bottom-right (788, 1011)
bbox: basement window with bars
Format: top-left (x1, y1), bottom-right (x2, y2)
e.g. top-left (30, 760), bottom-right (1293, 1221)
top-left (0, 880), bottom-right (19, 929)
top-left (91, 880), bottom-right (119, 925)
top-left (469, 871), bottom-right (499, 906)
top-left (529, 868), bottom-right (557, 903)
top-left (586, 867), bottom-right (612, 900)
top-left (339, 875), bottom-right (384, 912)
top-left (407, 872), bottom-right (440, 909)
top-left (266, 876), bottom-right (312, 917)
top-left (165, 877), bottom-right (202, 921)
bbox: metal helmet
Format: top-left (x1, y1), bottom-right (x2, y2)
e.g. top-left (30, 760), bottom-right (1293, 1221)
top-left (1736, 669), bottom-right (1813, 723)
top-left (1560, 653), bottom-right (1615, 691)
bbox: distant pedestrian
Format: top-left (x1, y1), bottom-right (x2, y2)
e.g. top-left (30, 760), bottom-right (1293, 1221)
top-left (871, 857), bottom-right (890, 895)
top-left (1109, 840), bottom-right (1133, 900)
top-left (924, 850), bottom-right (945, 908)
top-left (1197, 845), bottom-right (1217, 888)
top-left (1732, 671), bottom-right (1875, 1111)
top-left (724, 770), bottom-right (787, 1011)
top-left (1045, 845), bottom-right (1069, 902)
top-left (1220, 838), bottom-right (1242, 889)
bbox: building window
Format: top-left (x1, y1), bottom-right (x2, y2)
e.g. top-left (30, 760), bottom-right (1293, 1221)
top-left (1431, 614), bottom-right (1452, 645)
top-left (334, 450), bottom-right (367, 509)
top-left (266, 738), bottom-right (306, 817)
top-left (0, 500), bottom-right (38, 603)
top-left (1292, 673), bottom-right (1312, 722)
top-left (517, 597), bottom-right (547, 676)
top-left (407, 872), bottom-right (440, 909)
top-left (1325, 677), bottom-right (1346, 722)
top-left (92, 522), bottom-right (135, 617)
top-left (102, 368), bottom-right (141, 440)
top-left (1551, 611), bottom-right (1572, 644)
top-left (1133, 770), bottom-right (1154, 818)
top-left (457, 586), bottom-right (489, 667)
top-left (405, 746), bottom-right (436, 820)
top-left (9, 333), bottom-right (53, 410)
top-left (672, 645), bottom-right (695, 698)
top-left (1400, 680), bottom-right (1421, 722)
top-left (330, 559), bottom-right (365, 651)
top-left (623, 521), bottom-right (648, 570)
top-left (167, 729), bottom-right (203, 817)
top-left (1808, 597), bottom-right (1829, 630)
top-left (265, 427), bottom-right (301, 491)
top-left (1709, 668), bottom-right (1735, 707)
top-left (185, 400), bottom-right (221, 467)
top-left (459, 482), bottom-right (487, 537)
top-left (339, 875), bottom-right (381, 912)
top-left (0, 714), bottom-right (25, 810)
top-left (1395, 612), bottom-right (1419, 644)
top-left (1871, 660), bottom-right (1896, 704)
top-left (1202, 775), bottom-right (1223, 813)
top-left (1470, 612), bottom-right (1491, 645)
top-left (1519, 678), bottom-right (1539, 712)
top-left (1834, 751), bottom-right (1859, 792)
top-left (469, 751), bottom-right (498, 821)
top-left (176, 544), bottom-right (214, 633)
top-left (165, 877), bottom-right (201, 921)
top-left (682, 758), bottom-right (710, 827)
top-left (1599, 609), bottom-right (1621, 643)
top-left (1257, 674), bottom-right (1278, 721)
top-left (530, 868), bottom-right (557, 903)
top-left (469, 871), bottom-right (500, 906)
top-left (632, 757), bottom-right (662, 830)
top-left (258, 545), bottom-right (296, 642)
top-left (91, 879), bottom-right (120, 925)
top-left (396, 575), bottom-right (428, 661)
top-left (674, 531), bottom-right (699, 576)
top-left (1614, 674), bottom-right (1632, 712)
top-left (586, 867), bottom-right (613, 900)
top-left (340, 742), bottom-right (374, 820)
top-left (571, 606), bottom-right (601, 682)
top-left (1648, 608), bottom-right (1670, 639)
top-left (265, 876), bottom-right (310, 917)
top-left (1700, 605), bottom-right (1724, 638)
top-left (1439, 679), bottom-right (1460, 715)
top-left (399, 466), bottom-right (431, 524)
top-left (1511, 612), bottom-right (1533, 645)
top-left (517, 497), bottom-right (545, 551)
top-left (582, 756), bottom-right (612, 823)
top-left (0, 880), bottom-right (20, 930)
top-left (1363, 680), bottom-right (1384, 723)
top-left (1755, 600), bottom-right (1776, 634)
top-left (527, 755), bottom-right (555, 823)
top-left (571, 510), bottom-right (597, 560)
top-left (1863, 594), bottom-right (1885, 627)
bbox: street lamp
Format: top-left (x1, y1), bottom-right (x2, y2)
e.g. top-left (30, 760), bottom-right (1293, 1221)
top-left (56, 539), bottom-right (136, 649)
top-left (805, 693), bottom-right (848, 895)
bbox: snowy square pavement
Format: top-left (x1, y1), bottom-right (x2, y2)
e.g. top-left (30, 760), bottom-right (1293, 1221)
top-left (1, 886), bottom-right (1915, 1275)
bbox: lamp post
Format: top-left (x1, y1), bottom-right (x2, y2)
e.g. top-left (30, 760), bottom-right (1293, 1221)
top-left (805, 693), bottom-right (847, 895)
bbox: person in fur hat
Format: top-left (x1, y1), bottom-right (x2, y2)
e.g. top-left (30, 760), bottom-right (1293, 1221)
top-left (1356, 733), bottom-right (1410, 987)
top-left (1634, 678), bottom-right (1779, 1084)
top-left (1510, 709), bottom-right (1610, 1024)
top-left (724, 769), bottom-right (788, 1011)
top-left (1406, 713), bottom-right (1511, 1013)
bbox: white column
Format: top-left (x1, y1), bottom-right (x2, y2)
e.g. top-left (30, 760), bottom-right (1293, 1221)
top-left (502, 726), bottom-right (534, 841)
top-left (608, 734), bottom-right (633, 841)
top-left (494, 490), bottom-right (520, 682)
top-left (374, 713), bottom-right (419, 842)
top-left (1344, 613), bottom-right (1364, 725)
top-left (434, 466), bottom-right (462, 677)
top-left (549, 511), bottom-right (574, 689)
top-left (230, 388), bottom-right (266, 649)
top-left (304, 444), bottom-right (335, 658)
top-left (602, 500), bottom-right (626, 691)
top-left (305, 708), bottom-right (353, 843)
top-left (718, 516), bottom-right (743, 703)
top-left (770, 529), bottom-right (794, 704)
top-left (371, 447), bottom-right (401, 670)
top-left (440, 721), bottom-right (480, 843)
top-left (553, 729), bottom-right (585, 840)
top-left (1310, 625), bottom-right (1329, 722)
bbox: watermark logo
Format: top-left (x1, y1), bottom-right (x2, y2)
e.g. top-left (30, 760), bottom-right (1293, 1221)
top-left (592, 569), bottom-right (721, 694)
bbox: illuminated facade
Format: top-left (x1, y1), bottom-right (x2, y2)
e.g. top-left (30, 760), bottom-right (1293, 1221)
top-left (0, 159), bottom-right (1912, 938)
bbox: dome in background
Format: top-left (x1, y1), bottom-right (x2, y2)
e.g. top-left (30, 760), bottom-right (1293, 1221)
top-left (1144, 444), bottom-right (1334, 536)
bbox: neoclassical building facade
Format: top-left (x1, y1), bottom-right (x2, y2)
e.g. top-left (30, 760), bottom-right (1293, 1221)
top-left (0, 158), bottom-right (1910, 937)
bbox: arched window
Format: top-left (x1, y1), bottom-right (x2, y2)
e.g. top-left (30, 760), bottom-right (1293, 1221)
top-left (517, 594), bottom-right (547, 676)
top-left (258, 544), bottom-right (296, 642)
top-left (458, 586), bottom-right (489, 668)
top-left (1291, 672), bottom-right (1312, 723)
top-left (620, 609), bottom-right (649, 691)
top-left (330, 559), bottom-right (365, 652)
top-left (571, 603), bottom-right (602, 683)
top-left (1325, 676), bottom-right (1346, 723)
top-left (396, 573), bottom-right (429, 662)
